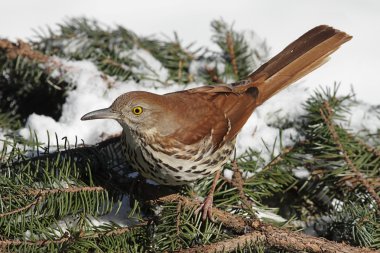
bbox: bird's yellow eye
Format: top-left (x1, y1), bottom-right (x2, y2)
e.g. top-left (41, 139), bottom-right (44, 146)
top-left (132, 106), bottom-right (143, 115)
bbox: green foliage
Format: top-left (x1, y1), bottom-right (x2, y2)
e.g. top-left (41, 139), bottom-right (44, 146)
top-left (0, 17), bottom-right (379, 252)
top-left (140, 33), bottom-right (200, 84)
top-left (152, 204), bottom-right (226, 251)
top-left (0, 54), bottom-right (67, 123)
top-left (209, 19), bottom-right (269, 82)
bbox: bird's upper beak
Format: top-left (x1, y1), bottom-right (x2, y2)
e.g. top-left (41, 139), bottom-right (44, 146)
top-left (81, 107), bottom-right (121, 121)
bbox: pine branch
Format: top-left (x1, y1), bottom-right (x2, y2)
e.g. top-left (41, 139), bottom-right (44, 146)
top-left (179, 231), bottom-right (266, 253)
top-left (226, 31), bottom-right (239, 79)
top-left (348, 132), bottom-right (380, 158)
top-left (0, 186), bottom-right (106, 217)
top-left (0, 224), bottom-right (143, 248)
top-left (153, 194), bottom-right (377, 253)
top-left (320, 101), bottom-right (380, 211)
top-left (0, 233), bottom-right (71, 247)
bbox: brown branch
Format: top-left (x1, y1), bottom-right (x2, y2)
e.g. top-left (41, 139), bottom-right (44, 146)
top-left (153, 194), bottom-right (377, 253)
top-left (230, 160), bottom-right (254, 213)
top-left (0, 233), bottom-right (71, 247)
top-left (178, 59), bottom-right (183, 83)
top-left (0, 195), bottom-right (43, 218)
top-left (226, 31), bottom-right (239, 79)
top-left (0, 186), bottom-right (105, 218)
top-left (320, 101), bottom-right (380, 210)
top-left (179, 231), bottom-right (265, 253)
top-left (0, 39), bottom-right (48, 62)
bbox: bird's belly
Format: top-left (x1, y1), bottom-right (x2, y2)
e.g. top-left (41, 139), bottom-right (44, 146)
top-left (141, 142), bottom-right (235, 185)
top-left (123, 137), bottom-right (235, 185)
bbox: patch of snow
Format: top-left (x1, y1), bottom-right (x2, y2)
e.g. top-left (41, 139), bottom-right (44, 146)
top-left (253, 206), bottom-right (287, 223)
top-left (127, 172), bottom-right (139, 178)
top-left (337, 101), bottom-right (380, 141)
top-left (96, 195), bottom-right (139, 227)
top-left (223, 168), bottom-right (233, 180)
top-left (292, 167), bottom-right (311, 179)
top-left (126, 47), bottom-right (169, 83)
top-left (331, 198), bottom-right (344, 212)
top-left (236, 83), bottom-right (310, 161)
top-left (61, 36), bottom-right (90, 55)
top-left (0, 130), bottom-right (5, 151)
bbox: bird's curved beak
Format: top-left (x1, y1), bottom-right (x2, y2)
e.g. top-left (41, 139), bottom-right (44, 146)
top-left (81, 108), bottom-right (120, 121)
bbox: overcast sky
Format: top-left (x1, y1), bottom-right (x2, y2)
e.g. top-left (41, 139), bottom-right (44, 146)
top-left (1, 0), bottom-right (379, 104)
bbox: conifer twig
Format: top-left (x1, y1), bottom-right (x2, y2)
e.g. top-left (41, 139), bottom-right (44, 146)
top-left (231, 160), bottom-right (253, 212)
top-left (320, 101), bottom-right (380, 211)
top-left (0, 225), bottom-right (142, 248)
top-left (0, 38), bottom-right (116, 87)
top-left (178, 59), bottom-right (183, 82)
top-left (0, 233), bottom-right (71, 247)
top-left (152, 194), bottom-right (377, 253)
top-left (348, 132), bottom-right (380, 158)
top-left (0, 186), bottom-right (105, 218)
top-left (226, 31), bottom-right (239, 79)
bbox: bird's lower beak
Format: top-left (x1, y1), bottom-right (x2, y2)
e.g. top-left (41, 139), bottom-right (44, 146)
top-left (81, 108), bottom-right (120, 121)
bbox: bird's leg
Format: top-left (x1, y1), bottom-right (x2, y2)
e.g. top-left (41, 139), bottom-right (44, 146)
top-left (128, 174), bottom-right (144, 207)
top-left (196, 170), bottom-right (221, 222)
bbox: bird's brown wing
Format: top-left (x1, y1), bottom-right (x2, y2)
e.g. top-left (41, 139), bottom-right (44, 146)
top-left (164, 86), bottom-right (258, 150)
top-left (163, 25), bottom-right (351, 150)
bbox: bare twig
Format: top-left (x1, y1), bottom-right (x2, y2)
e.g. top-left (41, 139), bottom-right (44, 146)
top-left (320, 101), bottom-right (380, 210)
top-left (153, 194), bottom-right (377, 253)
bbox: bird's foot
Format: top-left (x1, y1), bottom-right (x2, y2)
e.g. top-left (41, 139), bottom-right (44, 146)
top-left (195, 193), bottom-right (215, 222)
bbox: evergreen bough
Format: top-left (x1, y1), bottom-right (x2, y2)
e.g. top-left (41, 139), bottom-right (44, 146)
top-left (0, 18), bottom-right (379, 252)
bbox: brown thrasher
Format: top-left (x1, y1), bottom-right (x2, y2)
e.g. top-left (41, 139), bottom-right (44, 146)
top-left (82, 25), bottom-right (351, 220)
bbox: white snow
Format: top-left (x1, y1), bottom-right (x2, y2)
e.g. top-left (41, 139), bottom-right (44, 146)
top-left (236, 83), bottom-right (309, 160)
top-left (254, 206), bottom-right (287, 223)
top-left (292, 167), bottom-right (311, 179)
top-left (126, 47), bottom-right (169, 83)
top-left (338, 101), bottom-right (380, 137)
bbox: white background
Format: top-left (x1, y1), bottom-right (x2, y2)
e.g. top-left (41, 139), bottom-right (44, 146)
top-left (0, 0), bottom-right (379, 104)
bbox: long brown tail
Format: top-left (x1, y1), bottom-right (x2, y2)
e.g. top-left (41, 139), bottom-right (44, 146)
top-left (233, 25), bottom-right (352, 105)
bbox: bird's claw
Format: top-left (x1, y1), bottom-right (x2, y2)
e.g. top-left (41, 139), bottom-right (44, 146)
top-left (195, 195), bottom-right (215, 222)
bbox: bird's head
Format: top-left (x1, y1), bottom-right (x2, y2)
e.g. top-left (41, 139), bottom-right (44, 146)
top-left (81, 91), bottom-right (168, 132)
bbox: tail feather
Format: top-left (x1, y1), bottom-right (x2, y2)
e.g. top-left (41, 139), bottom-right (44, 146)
top-left (232, 25), bottom-right (352, 105)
